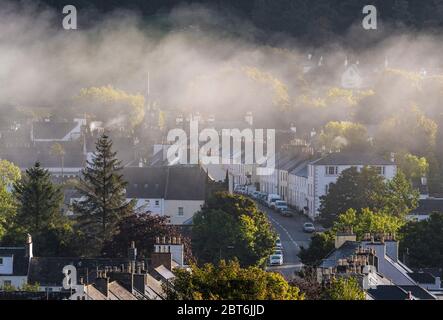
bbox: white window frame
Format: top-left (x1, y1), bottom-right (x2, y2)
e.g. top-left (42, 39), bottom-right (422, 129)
top-left (325, 166), bottom-right (338, 176)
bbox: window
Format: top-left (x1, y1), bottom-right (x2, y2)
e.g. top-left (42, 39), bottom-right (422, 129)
top-left (325, 184), bottom-right (329, 194)
top-left (3, 280), bottom-right (11, 287)
top-left (155, 200), bottom-right (160, 207)
top-left (0, 257), bottom-right (3, 265)
top-left (325, 166), bottom-right (338, 176)
top-left (178, 207), bottom-right (184, 216)
top-left (145, 200), bottom-right (150, 207)
top-left (373, 166), bottom-right (385, 175)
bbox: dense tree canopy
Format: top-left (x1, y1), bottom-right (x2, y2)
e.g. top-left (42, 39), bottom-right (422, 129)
top-left (298, 231), bottom-right (334, 266)
top-left (395, 152), bottom-right (429, 183)
top-left (167, 259), bottom-right (304, 300)
top-left (192, 192), bottom-right (276, 267)
top-left (101, 213), bottom-right (193, 262)
top-left (324, 277), bottom-right (366, 300)
top-left (319, 167), bottom-right (418, 227)
top-left (315, 121), bottom-right (370, 152)
top-left (399, 213), bottom-right (443, 268)
top-left (77, 86), bottom-right (145, 129)
top-left (318, 166), bottom-right (384, 227)
top-left (0, 160), bottom-right (21, 240)
top-left (333, 208), bottom-right (404, 240)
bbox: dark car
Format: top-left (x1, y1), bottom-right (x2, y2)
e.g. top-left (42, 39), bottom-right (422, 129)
top-left (280, 209), bottom-right (294, 217)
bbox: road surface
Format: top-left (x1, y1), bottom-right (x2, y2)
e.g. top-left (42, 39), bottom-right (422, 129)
top-left (258, 203), bottom-right (316, 280)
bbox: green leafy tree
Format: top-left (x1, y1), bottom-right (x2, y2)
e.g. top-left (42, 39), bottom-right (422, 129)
top-left (101, 213), bottom-right (193, 262)
top-left (379, 171), bottom-right (419, 218)
top-left (324, 277), bottom-right (365, 300)
top-left (319, 166), bottom-right (385, 227)
top-left (167, 259), bottom-right (304, 300)
top-left (333, 208), bottom-right (405, 240)
top-left (77, 85), bottom-right (145, 128)
top-left (316, 121), bottom-right (370, 152)
top-left (298, 231), bottom-right (335, 266)
top-left (376, 105), bottom-right (437, 157)
top-left (396, 152), bottom-right (429, 182)
top-left (0, 160), bottom-right (21, 240)
top-left (73, 133), bottom-right (135, 256)
top-left (399, 213), bottom-right (443, 268)
top-left (319, 167), bottom-right (418, 227)
top-left (192, 192), bottom-right (276, 267)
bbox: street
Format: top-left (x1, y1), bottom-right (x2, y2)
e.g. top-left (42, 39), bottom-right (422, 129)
top-left (257, 203), bottom-right (315, 280)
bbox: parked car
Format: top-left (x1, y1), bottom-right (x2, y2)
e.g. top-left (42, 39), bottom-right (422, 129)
top-left (267, 194), bottom-right (281, 208)
top-left (274, 249), bottom-right (283, 257)
top-left (275, 238), bottom-right (282, 249)
top-left (252, 191), bottom-right (260, 199)
top-left (303, 222), bottom-right (316, 233)
top-left (274, 200), bottom-right (288, 212)
top-left (269, 254), bottom-right (283, 266)
top-left (280, 209), bottom-right (294, 217)
top-left (258, 193), bottom-right (268, 205)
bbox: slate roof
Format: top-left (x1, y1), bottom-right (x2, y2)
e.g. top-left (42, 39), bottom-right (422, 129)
top-left (144, 274), bottom-right (165, 299)
top-left (290, 161), bottom-right (309, 178)
top-left (108, 281), bottom-right (137, 300)
top-left (28, 257), bottom-right (130, 287)
top-left (33, 122), bottom-right (78, 140)
top-left (399, 285), bottom-right (437, 300)
top-left (410, 199), bottom-right (443, 215)
top-left (86, 135), bottom-right (135, 166)
top-left (123, 165), bottom-right (207, 201)
top-left (319, 241), bottom-right (360, 268)
top-left (154, 265), bottom-right (175, 281)
top-left (408, 272), bottom-right (437, 284)
top-left (311, 152), bottom-right (394, 166)
top-left (84, 285), bottom-right (107, 300)
top-left (0, 143), bottom-right (85, 169)
top-left (0, 247), bottom-right (29, 276)
top-left (165, 166), bottom-right (207, 200)
top-left (124, 167), bottom-right (167, 199)
top-left (367, 285), bottom-right (409, 300)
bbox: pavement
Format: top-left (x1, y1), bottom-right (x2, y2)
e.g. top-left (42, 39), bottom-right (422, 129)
top-left (257, 203), bottom-right (317, 280)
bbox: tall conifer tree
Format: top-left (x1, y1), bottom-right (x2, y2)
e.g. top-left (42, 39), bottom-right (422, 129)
top-left (13, 162), bottom-right (63, 234)
top-left (74, 133), bottom-right (134, 253)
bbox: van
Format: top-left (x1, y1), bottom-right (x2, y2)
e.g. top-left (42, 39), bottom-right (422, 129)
top-left (267, 194), bottom-right (281, 208)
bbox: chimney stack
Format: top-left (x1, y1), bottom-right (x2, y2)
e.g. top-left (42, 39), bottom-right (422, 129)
top-left (25, 234), bottom-right (33, 258)
top-left (95, 276), bottom-right (109, 297)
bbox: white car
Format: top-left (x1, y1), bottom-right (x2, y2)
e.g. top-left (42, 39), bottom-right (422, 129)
top-left (275, 238), bottom-right (282, 249)
top-left (274, 200), bottom-right (288, 212)
top-left (269, 254), bottom-right (283, 266)
top-left (274, 249), bottom-right (283, 257)
top-left (303, 222), bottom-right (316, 233)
